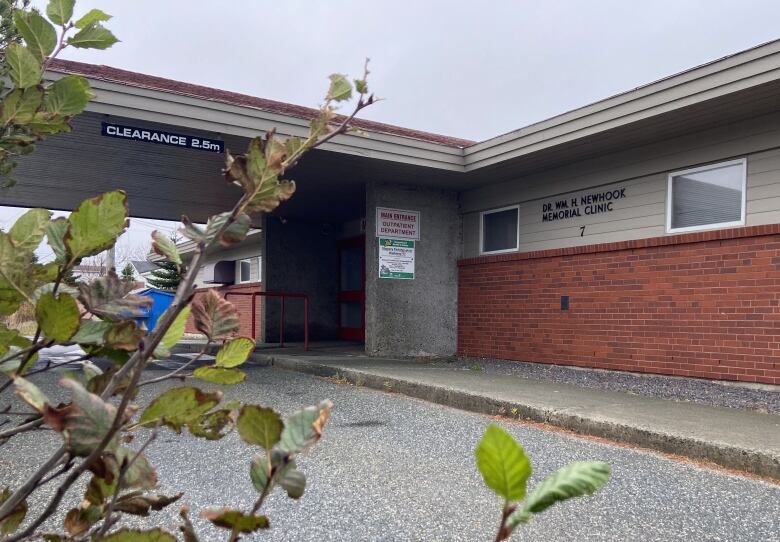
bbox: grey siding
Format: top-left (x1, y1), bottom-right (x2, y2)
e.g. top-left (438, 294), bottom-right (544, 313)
top-left (193, 237), bottom-right (263, 287)
top-left (461, 111), bottom-right (780, 258)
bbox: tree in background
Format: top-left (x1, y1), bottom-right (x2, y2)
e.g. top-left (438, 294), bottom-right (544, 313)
top-left (120, 262), bottom-right (135, 282)
top-left (147, 259), bottom-right (182, 290)
top-left (0, 0), bottom-right (29, 75)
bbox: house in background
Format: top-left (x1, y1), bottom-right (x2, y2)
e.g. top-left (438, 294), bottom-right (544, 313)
top-left (147, 229), bottom-right (263, 339)
top-left (72, 264), bottom-right (107, 281)
top-left (130, 260), bottom-right (157, 285)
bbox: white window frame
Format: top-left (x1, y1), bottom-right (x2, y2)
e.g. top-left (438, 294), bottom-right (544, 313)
top-left (479, 205), bottom-right (520, 255)
top-left (235, 257), bottom-right (258, 284)
top-left (666, 158), bottom-right (747, 234)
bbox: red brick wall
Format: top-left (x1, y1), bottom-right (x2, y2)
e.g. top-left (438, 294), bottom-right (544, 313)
top-left (186, 282), bottom-right (262, 339)
top-left (458, 225), bottom-right (780, 385)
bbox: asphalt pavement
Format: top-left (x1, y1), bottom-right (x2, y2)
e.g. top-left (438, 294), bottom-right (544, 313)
top-left (1, 366), bottom-right (779, 541)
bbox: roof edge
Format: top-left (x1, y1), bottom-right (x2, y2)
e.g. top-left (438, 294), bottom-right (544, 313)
top-left (48, 58), bottom-right (476, 149)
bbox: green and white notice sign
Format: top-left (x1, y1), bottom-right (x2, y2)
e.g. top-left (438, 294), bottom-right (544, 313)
top-left (378, 238), bottom-right (415, 279)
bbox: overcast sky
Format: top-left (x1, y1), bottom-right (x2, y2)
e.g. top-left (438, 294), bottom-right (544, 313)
top-left (8, 0), bottom-right (780, 260)
top-left (31, 0), bottom-right (780, 142)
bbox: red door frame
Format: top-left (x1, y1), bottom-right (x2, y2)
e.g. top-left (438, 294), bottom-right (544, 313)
top-left (337, 235), bottom-right (365, 342)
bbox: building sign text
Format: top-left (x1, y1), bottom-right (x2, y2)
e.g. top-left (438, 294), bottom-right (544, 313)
top-left (101, 122), bottom-right (224, 153)
top-left (376, 207), bottom-right (420, 240)
top-left (542, 187), bottom-right (626, 222)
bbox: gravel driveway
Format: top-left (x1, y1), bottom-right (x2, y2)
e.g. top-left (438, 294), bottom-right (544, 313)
top-left (0, 366), bottom-right (778, 541)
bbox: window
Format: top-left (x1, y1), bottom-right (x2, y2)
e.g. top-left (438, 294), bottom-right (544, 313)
top-left (480, 205), bottom-right (519, 254)
top-left (667, 159), bottom-right (746, 233)
top-left (235, 257), bottom-right (261, 284)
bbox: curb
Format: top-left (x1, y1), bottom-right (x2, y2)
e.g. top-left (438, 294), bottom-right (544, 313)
top-left (248, 353), bottom-right (780, 480)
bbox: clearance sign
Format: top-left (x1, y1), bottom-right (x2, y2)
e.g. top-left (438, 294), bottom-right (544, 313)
top-left (375, 207), bottom-right (420, 240)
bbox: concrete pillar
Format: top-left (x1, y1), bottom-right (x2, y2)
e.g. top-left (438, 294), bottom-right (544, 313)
top-left (365, 182), bottom-right (460, 357)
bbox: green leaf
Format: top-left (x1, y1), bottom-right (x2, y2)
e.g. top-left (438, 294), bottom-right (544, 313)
top-left (35, 292), bottom-right (80, 341)
top-left (75, 8), bottom-right (111, 28)
top-left (219, 213), bottom-right (251, 246)
top-left (46, 217), bottom-right (69, 263)
top-left (178, 215), bottom-right (205, 243)
top-left (54, 378), bottom-right (119, 456)
top-left (188, 409), bottom-right (233, 440)
top-left (26, 111), bottom-right (70, 134)
top-left (278, 400), bottom-right (332, 454)
top-left (191, 289), bottom-right (239, 340)
top-left (139, 386), bottom-right (222, 431)
top-left (0, 233), bottom-right (37, 305)
top-left (279, 463), bottom-right (306, 499)
top-left (509, 461), bottom-right (612, 527)
top-left (475, 424), bottom-right (532, 501)
top-left (6, 43), bottom-right (41, 89)
top-left (0, 488), bottom-right (26, 536)
top-left (32, 261), bottom-right (59, 283)
top-left (151, 230), bottom-right (181, 265)
top-left (200, 509), bottom-right (269, 533)
top-left (285, 136), bottom-right (304, 158)
top-left (67, 22), bottom-right (118, 49)
top-left (45, 75), bottom-right (92, 116)
top-left (354, 78), bottom-right (368, 94)
top-left (72, 319), bottom-right (113, 345)
top-left (249, 454), bottom-right (268, 492)
top-left (0, 323), bottom-right (30, 355)
top-left (327, 73), bottom-right (352, 102)
top-left (100, 528), bottom-right (177, 542)
top-left (215, 337), bottom-right (254, 368)
top-left (0, 279), bottom-right (24, 316)
top-left (64, 190), bottom-right (128, 261)
top-left (237, 405), bottom-right (283, 449)
top-left (13, 376), bottom-right (49, 412)
top-left (46, 0), bottom-right (75, 25)
top-left (13, 10), bottom-right (56, 61)
top-left (113, 447), bottom-right (158, 489)
top-left (1, 87), bottom-right (44, 125)
top-left (9, 208), bottom-right (50, 251)
top-left (77, 271), bottom-right (151, 321)
top-left (192, 366), bottom-right (245, 385)
top-left (161, 305), bottom-right (189, 350)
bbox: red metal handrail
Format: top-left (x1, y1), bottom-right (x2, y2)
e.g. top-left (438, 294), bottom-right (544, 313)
top-left (223, 291), bottom-right (309, 351)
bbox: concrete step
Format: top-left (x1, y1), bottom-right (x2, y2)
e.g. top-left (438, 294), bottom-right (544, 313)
top-left (246, 350), bottom-right (780, 480)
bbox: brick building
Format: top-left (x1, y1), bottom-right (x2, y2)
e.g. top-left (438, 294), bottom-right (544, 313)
top-left (8, 39), bottom-right (780, 384)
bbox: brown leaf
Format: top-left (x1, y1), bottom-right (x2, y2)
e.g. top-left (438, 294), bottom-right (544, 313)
top-left (191, 290), bottom-right (239, 340)
top-left (78, 270), bottom-right (151, 321)
top-left (114, 493), bottom-right (182, 517)
top-left (104, 321), bottom-right (144, 351)
top-left (179, 505), bottom-right (200, 542)
top-left (56, 379), bottom-right (119, 457)
top-left (63, 505), bottom-right (101, 536)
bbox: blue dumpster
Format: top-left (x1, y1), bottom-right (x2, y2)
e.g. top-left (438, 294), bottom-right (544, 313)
top-left (136, 288), bottom-right (175, 332)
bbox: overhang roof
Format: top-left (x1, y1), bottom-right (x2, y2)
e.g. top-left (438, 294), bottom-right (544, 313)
top-left (49, 59), bottom-right (475, 149)
top-left (47, 38), bottom-right (780, 180)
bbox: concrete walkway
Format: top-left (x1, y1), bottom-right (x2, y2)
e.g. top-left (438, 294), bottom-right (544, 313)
top-left (173, 342), bottom-right (780, 479)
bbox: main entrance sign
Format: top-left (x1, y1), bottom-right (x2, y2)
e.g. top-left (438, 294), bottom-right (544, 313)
top-left (376, 207), bottom-right (420, 240)
top-left (101, 122), bottom-right (224, 153)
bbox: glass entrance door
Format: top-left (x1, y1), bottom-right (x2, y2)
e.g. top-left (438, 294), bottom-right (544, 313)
top-left (338, 236), bottom-right (365, 342)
